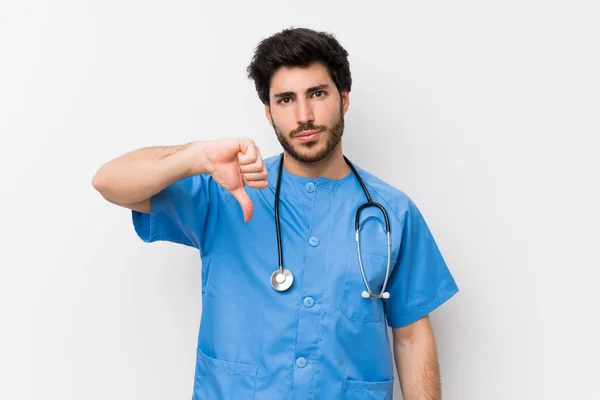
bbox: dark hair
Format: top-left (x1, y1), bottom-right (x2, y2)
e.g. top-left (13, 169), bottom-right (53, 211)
top-left (246, 27), bottom-right (352, 105)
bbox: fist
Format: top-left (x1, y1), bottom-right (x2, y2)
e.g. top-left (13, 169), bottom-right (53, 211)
top-left (200, 138), bottom-right (268, 222)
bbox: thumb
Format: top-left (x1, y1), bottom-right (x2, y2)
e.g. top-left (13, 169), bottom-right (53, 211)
top-left (230, 187), bottom-right (253, 222)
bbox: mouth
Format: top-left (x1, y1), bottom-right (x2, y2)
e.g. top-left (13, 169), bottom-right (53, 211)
top-left (295, 129), bottom-right (321, 142)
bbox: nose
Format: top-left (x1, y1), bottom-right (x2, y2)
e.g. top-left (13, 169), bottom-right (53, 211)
top-left (295, 97), bottom-right (314, 125)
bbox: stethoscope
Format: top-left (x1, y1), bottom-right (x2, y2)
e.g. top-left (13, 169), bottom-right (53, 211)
top-left (270, 153), bottom-right (392, 299)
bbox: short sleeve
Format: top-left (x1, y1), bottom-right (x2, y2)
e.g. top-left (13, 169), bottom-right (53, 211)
top-left (131, 174), bottom-right (225, 254)
top-left (384, 199), bottom-right (459, 328)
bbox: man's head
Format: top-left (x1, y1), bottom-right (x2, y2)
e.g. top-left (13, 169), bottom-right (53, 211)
top-left (247, 28), bottom-right (352, 163)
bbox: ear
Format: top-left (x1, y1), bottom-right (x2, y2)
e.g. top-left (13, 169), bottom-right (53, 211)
top-left (341, 90), bottom-right (350, 114)
top-left (264, 104), bottom-right (273, 126)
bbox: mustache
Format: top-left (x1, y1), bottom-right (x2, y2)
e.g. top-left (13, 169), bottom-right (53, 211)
top-left (290, 122), bottom-right (327, 137)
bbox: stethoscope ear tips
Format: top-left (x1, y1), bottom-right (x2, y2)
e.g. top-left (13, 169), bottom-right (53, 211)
top-left (360, 290), bottom-right (390, 299)
top-left (361, 291), bottom-right (391, 299)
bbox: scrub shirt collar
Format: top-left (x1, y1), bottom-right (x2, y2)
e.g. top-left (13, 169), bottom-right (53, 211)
top-left (267, 154), bottom-right (355, 193)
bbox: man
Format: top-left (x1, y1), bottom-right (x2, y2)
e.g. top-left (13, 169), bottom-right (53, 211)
top-left (93, 27), bottom-right (458, 400)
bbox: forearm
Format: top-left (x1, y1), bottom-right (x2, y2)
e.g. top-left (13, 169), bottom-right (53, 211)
top-left (92, 142), bottom-right (208, 204)
top-left (393, 323), bottom-right (441, 400)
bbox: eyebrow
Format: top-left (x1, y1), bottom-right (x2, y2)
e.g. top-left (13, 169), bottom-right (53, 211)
top-left (273, 84), bottom-right (330, 99)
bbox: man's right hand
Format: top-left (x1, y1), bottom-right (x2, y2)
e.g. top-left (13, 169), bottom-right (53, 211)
top-left (194, 138), bottom-right (268, 222)
top-left (92, 138), bottom-right (269, 220)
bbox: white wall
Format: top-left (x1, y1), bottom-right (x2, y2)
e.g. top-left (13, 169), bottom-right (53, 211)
top-left (1, 1), bottom-right (598, 399)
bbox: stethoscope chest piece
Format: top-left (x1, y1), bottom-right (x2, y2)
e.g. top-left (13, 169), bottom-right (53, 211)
top-left (270, 267), bottom-right (294, 291)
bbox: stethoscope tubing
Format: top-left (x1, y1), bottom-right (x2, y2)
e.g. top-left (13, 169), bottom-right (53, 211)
top-left (273, 153), bottom-right (392, 299)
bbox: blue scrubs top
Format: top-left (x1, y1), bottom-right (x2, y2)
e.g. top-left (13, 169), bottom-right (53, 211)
top-left (132, 154), bottom-right (458, 400)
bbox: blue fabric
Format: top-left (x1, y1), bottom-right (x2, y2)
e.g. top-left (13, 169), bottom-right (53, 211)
top-left (132, 154), bottom-right (459, 399)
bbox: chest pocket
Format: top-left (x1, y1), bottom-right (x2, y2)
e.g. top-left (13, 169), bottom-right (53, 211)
top-left (340, 250), bottom-right (391, 323)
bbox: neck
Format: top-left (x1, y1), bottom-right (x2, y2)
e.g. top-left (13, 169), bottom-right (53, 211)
top-left (282, 143), bottom-right (350, 180)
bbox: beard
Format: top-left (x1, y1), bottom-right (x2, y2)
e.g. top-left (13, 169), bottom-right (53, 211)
top-left (272, 104), bottom-right (345, 163)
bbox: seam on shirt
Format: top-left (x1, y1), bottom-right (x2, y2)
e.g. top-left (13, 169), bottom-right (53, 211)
top-left (289, 300), bottom-right (301, 398)
top-left (355, 172), bottom-right (408, 273)
top-left (306, 188), bottom-right (325, 400)
top-left (360, 174), bottom-right (405, 225)
top-left (310, 296), bottom-right (327, 400)
top-left (199, 190), bottom-right (235, 256)
top-left (387, 285), bottom-right (459, 328)
top-left (146, 208), bottom-right (193, 247)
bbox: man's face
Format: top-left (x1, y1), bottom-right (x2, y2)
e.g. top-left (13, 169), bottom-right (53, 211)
top-left (265, 62), bottom-right (350, 163)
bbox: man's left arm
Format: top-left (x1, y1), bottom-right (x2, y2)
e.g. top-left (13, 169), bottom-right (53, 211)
top-left (392, 314), bottom-right (441, 400)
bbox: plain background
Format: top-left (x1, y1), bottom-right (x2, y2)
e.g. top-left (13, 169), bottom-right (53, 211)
top-left (1, 1), bottom-right (599, 399)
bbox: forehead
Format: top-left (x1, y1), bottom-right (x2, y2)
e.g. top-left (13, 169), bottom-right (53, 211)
top-left (270, 62), bottom-right (333, 94)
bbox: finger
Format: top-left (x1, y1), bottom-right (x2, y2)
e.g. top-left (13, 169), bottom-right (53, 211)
top-left (242, 171), bottom-right (268, 181)
top-left (245, 180), bottom-right (268, 189)
top-left (237, 140), bottom-right (258, 165)
top-left (244, 178), bottom-right (268, 188)
top-left (239, 145), bottom-right (266, 173)
top-left (229, 187), bottom-right (253, 222)
top-left (239, 162), bottom-right (264, 173)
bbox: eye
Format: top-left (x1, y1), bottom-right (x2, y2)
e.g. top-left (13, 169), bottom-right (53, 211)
top-left (278, 97), bottom-right (292, 105)
top-left (312, 90), bottom-right (326, 98)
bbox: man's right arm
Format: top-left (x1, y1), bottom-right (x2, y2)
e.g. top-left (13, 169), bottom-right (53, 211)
top-left (91, 142), bottom-right (209, 214)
